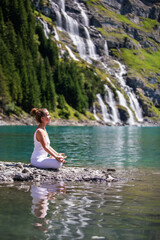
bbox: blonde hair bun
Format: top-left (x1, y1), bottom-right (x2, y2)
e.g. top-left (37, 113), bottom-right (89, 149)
top-left (30, 108), bottom-right (48, 123)
top-left (30, 108), bottom-right (38, 116)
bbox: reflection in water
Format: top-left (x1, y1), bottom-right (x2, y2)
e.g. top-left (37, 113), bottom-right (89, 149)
top-left (31, 183), bottom-right (66, 219)
top-left (0, 168), bottom-right (160, 240)
top-left (29, 169), bottom-right (160, 240)
top-left (30, 182), bottom-right (66, 234)
top-left (31, 185), bottom-right (49, 219)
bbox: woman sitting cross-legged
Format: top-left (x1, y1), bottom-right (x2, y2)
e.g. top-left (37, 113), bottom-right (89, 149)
top-left (30, 108), bottom-right (67, 169)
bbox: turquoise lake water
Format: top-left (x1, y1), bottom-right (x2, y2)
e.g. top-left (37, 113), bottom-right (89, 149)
top-left (0, 126), bottom-right (160, 240)
top-left (0, 125), bottom-right (160, 168)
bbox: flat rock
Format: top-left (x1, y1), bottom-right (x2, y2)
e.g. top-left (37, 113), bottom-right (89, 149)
top-left (0, 161), bottom-right (118, 184)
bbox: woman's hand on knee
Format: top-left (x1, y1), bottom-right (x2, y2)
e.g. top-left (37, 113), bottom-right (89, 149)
top-left (56, 156), bottom-right (66, 163)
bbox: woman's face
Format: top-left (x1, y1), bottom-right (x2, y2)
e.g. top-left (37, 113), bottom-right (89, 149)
top-left (42, 110), bottom-right (51, 124)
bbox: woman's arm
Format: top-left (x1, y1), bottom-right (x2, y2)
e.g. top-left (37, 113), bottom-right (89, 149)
top-left (36, 129), bottom-right (66, 163)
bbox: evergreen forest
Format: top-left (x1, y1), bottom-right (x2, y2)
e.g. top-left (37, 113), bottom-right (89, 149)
top-left (0, 0), bottom-right (104, 119)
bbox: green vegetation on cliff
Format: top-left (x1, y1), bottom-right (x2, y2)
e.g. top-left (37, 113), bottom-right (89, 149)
top-left (120, 48), bottom-right (160, 76)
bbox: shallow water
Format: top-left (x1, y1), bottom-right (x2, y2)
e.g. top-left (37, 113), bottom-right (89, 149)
top-left (0, 126), bottom-right (160, 239)
top-left (0, 168), bottom-right (160, 240)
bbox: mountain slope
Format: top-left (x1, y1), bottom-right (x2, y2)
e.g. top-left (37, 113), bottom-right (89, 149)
top-left (0, 0), bottom-right (160, 125)
top-left (32, 0), bottom-right (160, 124)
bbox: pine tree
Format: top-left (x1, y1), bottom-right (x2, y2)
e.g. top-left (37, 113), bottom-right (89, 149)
top-left (46, 37), bottom-right (58, 67)
top-left (0, 7), bottom-right (5, 36)
top-left (37, 57), bottom-right (47, 107)
top-left (36, 23), bottom-right (47, 58)
top-left (0, 39), bottom-right (22, 104)
top-left (16, 36), bottom-right (30, 110)
top-left (0, 65), bottom-right (11, 110)
top-left (27, 51), bottom-right (41, 109)
top-left (45, 57), bottom-right (56, 111)
top-left (5, 21), bottom-right (18, 57)
top-left (0, 0), bottom-right (10, 22)
top-left (16, 0), bottom-right (28, 44)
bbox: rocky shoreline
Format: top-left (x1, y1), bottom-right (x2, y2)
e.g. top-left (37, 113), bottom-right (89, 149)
top-left (0, 161), bottom-right (118, 184)
top-left (0, 113), bottom-right (160, 127)
top-left (0, 113), bottom-right (103, 126)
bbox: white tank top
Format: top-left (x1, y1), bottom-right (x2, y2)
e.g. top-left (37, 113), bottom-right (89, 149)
top-left (31, 128), bottom-right (50, 161)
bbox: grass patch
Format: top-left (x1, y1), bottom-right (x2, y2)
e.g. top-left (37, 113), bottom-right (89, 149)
top-left (139, 93), bottom-right (160, 119)
top-left (86, 1), bottom-right (159, 34)
top-left (140, 17), bottom-right (159, 32)
top-left (34, 10), bottom-right (52, 24)
top-left (119, 48), bottom-right (160, 75)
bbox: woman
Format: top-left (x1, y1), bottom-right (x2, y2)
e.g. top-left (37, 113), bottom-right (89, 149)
top-left (30, 108), bottom-right (66, 169)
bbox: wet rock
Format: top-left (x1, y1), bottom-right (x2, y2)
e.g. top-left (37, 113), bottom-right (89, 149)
top-left (16, 163), bottom-right (24, 169)
top-left (0, 164), bottom-right (5, 170)
top-left (118, 105), bottom-right (130, 123)
top-left (107, 168), bottom-right (116, 172)
top-left (13, 173), bottom-right (33, 181)
top-left (106, 174), bottom-right (118, 182)
top-left (22, 168), bottom-right (32, 174)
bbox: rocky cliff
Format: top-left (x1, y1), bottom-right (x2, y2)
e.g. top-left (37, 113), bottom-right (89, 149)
top-left (32, 0), bottom-right (160, 125)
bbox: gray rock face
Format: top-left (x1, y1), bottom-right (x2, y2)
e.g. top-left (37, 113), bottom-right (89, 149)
top-left (103, 0), bottom-right (160, 22)
top-left (126, 76), bottom-right (160, 108)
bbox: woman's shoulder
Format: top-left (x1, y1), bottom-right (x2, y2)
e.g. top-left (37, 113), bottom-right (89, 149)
top-left (35, 128), bottom-right (46, 136)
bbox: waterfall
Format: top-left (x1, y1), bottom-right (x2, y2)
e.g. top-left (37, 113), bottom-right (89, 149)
top-left (74, 0), bottom-right (97, 60)
top-left (51, 0), bottom-right (87, 60)
top-left (96, 94), bottom-right (110, 123)
top-left (39, 18), bottom-right (50, 38)
top-left (50, 0), bottom-right (97, 62)
top-left (104, 85), bottom-right (120, 124)
top-left (117, 90), bottom-right (135, 125)
top-left (83, 26), bottom-right (97, 60)
top-left (96, 94), bottom-right (111, 123)
top-left (46, 0), bottom-right (144, 125)
top-left (128, 92), bottom-right (143, 122)
top-left (54, 27), bottom-right (60, 41)
top-left (50, 1), bottom-right (63, 28)
top-left (65, 46), bottom-right (79, 61)
top-left (74, 0), bottom-right (89, 26)
top-left (61, 9), bottom-right (87, 59)
top-left (59, 0), bottom-right (65, 10)
top-left (104, 40), bottom-right (109, 56)
top-left (93, 104), bottom-right (101, 121)
top-left (114, 60), bottom-right (143, 123)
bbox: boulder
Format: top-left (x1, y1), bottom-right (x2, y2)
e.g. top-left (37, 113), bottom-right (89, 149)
top-left (117, 105), bottom-right (130, 123)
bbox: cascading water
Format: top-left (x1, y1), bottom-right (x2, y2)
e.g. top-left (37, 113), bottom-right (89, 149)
top-left (104, 85), bottom-right (120, 124)
top-left (50, 0), bottom-right (99, 62)
top-left (96, 94), bottom-right (111, 123)
top-left (83, 26), bottom-right (97, 60)
top-left (74, 0), bottom-right (89, 26)
top-left (114, 60), bottom-right (143, 123)
top-left (54, 27), bottom-right (60, 41)
top-left (104, 41), bottom-right (109, 56)
top-left (117, 90), bottom-right (135, 125)
top-left (39, 18), bottom-right (50, 38)
top-left (45, 0), bottom-right (144, 125)
top-left (59, 0), bottom-right (65, 10)
top-left (50, 1), bottom-right (63, 28)
top-left (65, 46), bottom-right (79, 61)
top-left (128, 92), bottom-right (143, 122)
top-left (93, 104), bottom-right (101, 121)
top-left (74, 0), bottom-right (97, 60)
top-left (61, 9), bottom-right (87, 60)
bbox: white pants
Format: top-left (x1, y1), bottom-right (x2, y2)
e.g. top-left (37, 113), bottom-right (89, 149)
top-left (31, 157), bottom-right (62, 169)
